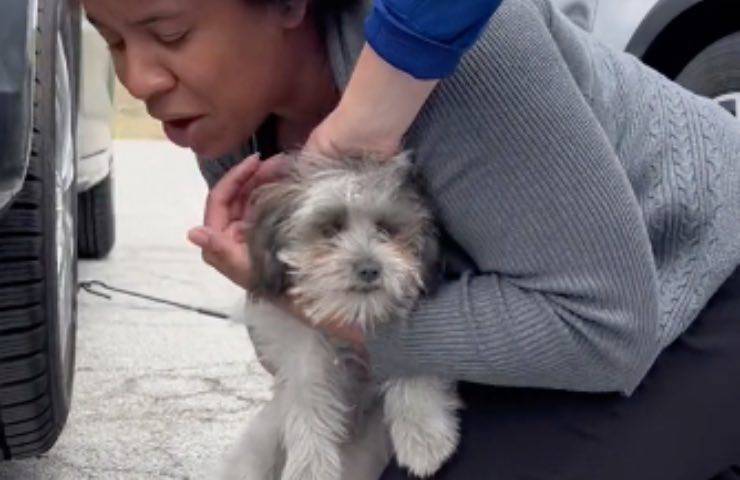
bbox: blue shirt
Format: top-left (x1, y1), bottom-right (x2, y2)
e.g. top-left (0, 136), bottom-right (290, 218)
top-left (365, 0), bottom-right (504, 79)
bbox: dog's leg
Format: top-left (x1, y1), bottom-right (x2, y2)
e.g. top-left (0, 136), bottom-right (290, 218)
top-left (383, 376), bottom-right (462, 478)
top-left (238, 302), bottom-right (352, 480)
top-left (220, 398), bottom-right (283, 480)
top-left (279, 331), bottom-right (350, 480)
top-left (340, 399), bottom-right (393, 480)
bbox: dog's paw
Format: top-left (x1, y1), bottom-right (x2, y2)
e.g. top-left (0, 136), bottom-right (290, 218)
top-left (389, 413), bottom-right (459, 478)
top-left (383, 377), bottom-right (462, 478)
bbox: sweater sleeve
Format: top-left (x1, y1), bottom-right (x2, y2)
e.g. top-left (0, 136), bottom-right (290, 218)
top-left (364, 0), bottom-right (504, 79)
top-left (363, 0), bottom-right (662, 396)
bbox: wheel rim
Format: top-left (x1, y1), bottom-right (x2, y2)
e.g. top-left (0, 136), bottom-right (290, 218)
top-left (54, 30), bottom-right (76, 389)
top-left (715, 92), bottom-right (740, 120)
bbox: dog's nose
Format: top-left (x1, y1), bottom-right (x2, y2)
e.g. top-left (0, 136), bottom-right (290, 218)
top-left (354, 260), bottom-right (381, 284)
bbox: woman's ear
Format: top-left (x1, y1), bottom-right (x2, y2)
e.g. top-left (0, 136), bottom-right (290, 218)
top-left (279, 0), bottom-right (310, 29)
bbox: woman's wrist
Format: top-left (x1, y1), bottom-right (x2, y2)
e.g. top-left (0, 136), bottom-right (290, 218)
top-left (306, 44), bottom-right (439, 158)
top-left (339, 44), bottom-right (438, 148)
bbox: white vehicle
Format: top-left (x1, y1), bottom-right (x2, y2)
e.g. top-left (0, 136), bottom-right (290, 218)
top-left (77, 18), bottom-right (116, 259)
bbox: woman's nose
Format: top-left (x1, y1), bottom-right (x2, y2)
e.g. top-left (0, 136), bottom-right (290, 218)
top-left (118, 47), bottom-right (176, 101)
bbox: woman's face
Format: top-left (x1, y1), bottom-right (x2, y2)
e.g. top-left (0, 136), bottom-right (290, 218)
top-left (84, 0), bottom-right (305, 157)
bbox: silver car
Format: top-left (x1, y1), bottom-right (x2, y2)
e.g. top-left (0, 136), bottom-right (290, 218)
top-left (555, 0), bottom-right (740, 117)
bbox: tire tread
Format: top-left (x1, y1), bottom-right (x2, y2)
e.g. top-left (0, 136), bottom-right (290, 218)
top-left (0, 0), bottom-right (79, 460)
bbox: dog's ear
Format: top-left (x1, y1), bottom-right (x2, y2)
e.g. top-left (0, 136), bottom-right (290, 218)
top-left (246, 181), bottom-right (302, 297)
top-left (386, 150), bottom-right (414, 182)
top-left (388, 152), bottom-right (441, 294)
top-left (419, 225), bottom-right (441, 295)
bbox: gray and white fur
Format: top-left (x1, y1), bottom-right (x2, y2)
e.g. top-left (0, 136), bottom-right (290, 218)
top-left (221, 153), bottom-right (461, 480)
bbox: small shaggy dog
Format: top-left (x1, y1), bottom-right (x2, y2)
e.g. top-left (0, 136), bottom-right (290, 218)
top-left (221, 153), bottom-right (461, 480)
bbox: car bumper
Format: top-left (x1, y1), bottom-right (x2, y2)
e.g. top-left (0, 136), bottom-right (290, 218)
top-left (77, 18), bottom-right (114, 192)
top-left (78, 148), bottom-right (112, 192)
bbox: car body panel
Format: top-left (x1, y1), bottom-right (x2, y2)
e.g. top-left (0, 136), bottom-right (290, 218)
top-left (0, 0), bottom-right (37, 212)
top-left (78, 18), bottom-right (114, 191)
top-left (552, 0), bottom-right (704, 54)
top-left (77, 150), bottom-right (113, 192)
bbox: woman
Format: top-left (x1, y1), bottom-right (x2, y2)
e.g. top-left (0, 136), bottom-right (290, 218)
top-left (83, 0), bottom-right (740, 478)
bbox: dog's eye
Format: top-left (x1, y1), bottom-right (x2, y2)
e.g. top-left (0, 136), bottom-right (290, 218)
top-left (376, 220), bottom-right (398, 238)
top-left (321, 218), bottom-right (344, 238)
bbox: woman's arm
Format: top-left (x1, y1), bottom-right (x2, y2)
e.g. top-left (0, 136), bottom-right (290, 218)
top-left (305, 45), bottom-right (437, 158)
top-left (306, 0), bottom-right (504, 157)
top-left (362, 0), bottom-right (662, 397)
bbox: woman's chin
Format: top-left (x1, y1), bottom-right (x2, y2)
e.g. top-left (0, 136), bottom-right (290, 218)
top-left (182, 133), bottom-right (235, 159)
top-left (160, 120), bottom-right (229, 158)
top-left (162, 122), bottom-right (254, 160)
top-left (186, 140), bottom-right (215, 158)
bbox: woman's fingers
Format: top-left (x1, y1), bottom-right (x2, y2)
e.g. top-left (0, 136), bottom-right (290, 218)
top-left (186, 226), bottom-right (210, 249)
top-left (255, 153), bottom-right (293, 182)
top-left (225, 221), bottom-right (249, 244)
top-left (204, 153), bottom-right (260, 231)
top-left (188, 226), bottom-right (251, 289)
top-left (240, 154), bottom-right (294, 221)
top-left (192, 153), bottom-right (293, 289)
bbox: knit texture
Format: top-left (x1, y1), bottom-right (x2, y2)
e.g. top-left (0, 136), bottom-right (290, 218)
top-left (199, 0), bottom-right (740, 396)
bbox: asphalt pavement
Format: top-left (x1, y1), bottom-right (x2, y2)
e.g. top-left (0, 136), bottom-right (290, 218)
top-left (0, 140), bottom-right (271, 480)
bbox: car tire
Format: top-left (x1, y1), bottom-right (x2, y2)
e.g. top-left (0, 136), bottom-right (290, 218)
top-left (676, 32), bottom-right (740, 119)
top-left (78, 173), bottom-right (116, 259)
top-left (0, 0), bottom-right (78, 460)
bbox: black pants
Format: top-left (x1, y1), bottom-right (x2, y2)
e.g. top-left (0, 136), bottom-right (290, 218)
top-left (380, 268), bottom-right (740, 480)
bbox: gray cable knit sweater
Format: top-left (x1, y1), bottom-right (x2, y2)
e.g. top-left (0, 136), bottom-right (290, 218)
top-left (199, 0), bottom-right (740, 396)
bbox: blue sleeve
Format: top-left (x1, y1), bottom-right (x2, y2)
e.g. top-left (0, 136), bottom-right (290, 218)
top-left (364, 0), bottom-right (504, 79)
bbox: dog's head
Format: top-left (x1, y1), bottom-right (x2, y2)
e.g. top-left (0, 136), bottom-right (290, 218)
top-left (246, 152), bottom-right (438, 330)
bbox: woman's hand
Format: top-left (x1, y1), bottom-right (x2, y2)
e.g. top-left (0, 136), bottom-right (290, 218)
top-left (187, 155), bottom-right (257, 290)
top-left (187, 153), bottom-right (291, 289)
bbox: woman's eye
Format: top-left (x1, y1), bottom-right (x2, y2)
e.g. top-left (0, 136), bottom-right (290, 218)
top-left (158, 31), bottom-right (189, 45)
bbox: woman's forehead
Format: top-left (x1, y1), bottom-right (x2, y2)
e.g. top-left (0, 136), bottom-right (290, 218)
top-left (85, 0), bottom-right (195, 27)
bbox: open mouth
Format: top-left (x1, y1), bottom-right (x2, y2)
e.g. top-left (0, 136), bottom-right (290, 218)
top-left (162, 116), bottom-right (203, 148)
top-left (166, 117), bottom-right (198, 129)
